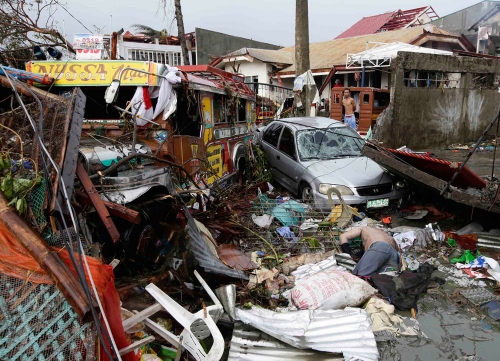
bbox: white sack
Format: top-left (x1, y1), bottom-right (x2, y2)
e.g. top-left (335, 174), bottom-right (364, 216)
top-left (289, 268), bottom-right (377, 310)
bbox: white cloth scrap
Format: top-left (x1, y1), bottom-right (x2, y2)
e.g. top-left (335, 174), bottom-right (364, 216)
top-left (393, 231), bottom-right (416, 250)
top-left (251, 214), bottom-right (273, 228)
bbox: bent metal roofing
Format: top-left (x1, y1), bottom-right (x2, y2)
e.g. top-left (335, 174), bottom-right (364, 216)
top-left (276, 25), bottom-right (461, 73)
top-left (335, 12), bottom-right (396, 39)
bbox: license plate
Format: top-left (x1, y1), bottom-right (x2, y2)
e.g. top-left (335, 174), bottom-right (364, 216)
top-left (367, 198), bottom-right (389, 208)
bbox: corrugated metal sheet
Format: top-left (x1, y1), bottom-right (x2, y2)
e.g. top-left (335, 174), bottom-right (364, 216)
top-left (164, 170), bottom-right (249, 280)
top-left (228, 322), bottom-right (343, 361)
top-left (236, 307), bottom-right (379, 360)
top-left (278, 25), bottom-right (461, 73)
top-left (335, 12), bottom-right (396, 39)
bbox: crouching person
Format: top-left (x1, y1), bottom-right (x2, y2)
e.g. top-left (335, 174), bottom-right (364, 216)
top-left (339, 226), bottom-right (400, 276)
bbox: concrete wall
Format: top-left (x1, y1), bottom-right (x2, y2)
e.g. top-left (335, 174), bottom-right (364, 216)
top-left (431, 0), bottom-right (498, 46)
top-left (195, 28), bottom-right (282, 65)
top-left (374, 51), bottom-right (500, 149)
top-left (224, 60), bottom-right (270, 85)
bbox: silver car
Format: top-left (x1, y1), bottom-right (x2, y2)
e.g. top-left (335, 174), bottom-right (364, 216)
top-left (258, 117), bottom-right (408, 210)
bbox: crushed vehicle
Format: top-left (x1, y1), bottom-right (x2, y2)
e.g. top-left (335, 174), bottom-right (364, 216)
top-left (257, 117), bottom-right (409, 210)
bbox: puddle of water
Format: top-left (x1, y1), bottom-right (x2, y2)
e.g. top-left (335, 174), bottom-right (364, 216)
top-left (420, 148), bottom-right (499, 178)
top-left (378, 291), bottom-right (499, 360)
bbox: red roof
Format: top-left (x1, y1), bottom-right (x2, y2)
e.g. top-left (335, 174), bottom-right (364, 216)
top-left (379, 7), bottom-right (438, 32)
top-left (335, 12), bottom-right (396, 39)
top-left (335, 6), bottom-right (439, 39)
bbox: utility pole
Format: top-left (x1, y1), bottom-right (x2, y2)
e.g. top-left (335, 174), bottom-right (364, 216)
top-left (174, 0), bottom-right (190, 65)
top-left (295, 0), bottom-right (312, 116)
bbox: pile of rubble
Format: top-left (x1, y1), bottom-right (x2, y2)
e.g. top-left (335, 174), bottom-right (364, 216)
top-left (1, 66), bottom-right (499, 361)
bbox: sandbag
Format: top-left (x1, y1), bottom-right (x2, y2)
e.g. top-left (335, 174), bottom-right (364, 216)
top-left (289, 268), bottom-right (377, 310)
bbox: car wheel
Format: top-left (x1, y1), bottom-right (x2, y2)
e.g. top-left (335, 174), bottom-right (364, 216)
top-left (300, 183), bottom-right (314, 203)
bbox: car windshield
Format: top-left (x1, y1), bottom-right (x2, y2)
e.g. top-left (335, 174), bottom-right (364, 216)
top-left (296, 126), bottom-right (364, 161)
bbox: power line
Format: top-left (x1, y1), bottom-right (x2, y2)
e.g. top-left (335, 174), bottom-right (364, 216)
top-left (55, 1), bottom-right (93, 33)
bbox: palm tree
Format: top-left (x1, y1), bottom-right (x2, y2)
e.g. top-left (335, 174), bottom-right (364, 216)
top-left (174, 0), bottom-right (190, 65)
top-left (131, 24), bottom-right (168, 40)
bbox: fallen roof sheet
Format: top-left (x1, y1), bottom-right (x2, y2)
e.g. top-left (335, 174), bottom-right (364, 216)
top-left (228, 322), bottom-right (343, 361)
top-left (236, 307), bottom-right (379, 361)
top-left (361, 143), bottom-right (500, 214)
top-left (386, 148), bottom-right (486, 190)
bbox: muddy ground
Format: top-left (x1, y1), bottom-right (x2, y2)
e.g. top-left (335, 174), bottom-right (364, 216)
top-left (379, 211), bottom-right (500, 361)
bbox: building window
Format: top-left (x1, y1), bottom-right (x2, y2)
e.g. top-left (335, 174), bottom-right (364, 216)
top-left (128, 49), bottom-right (183, 65)
top-left (403, 70), bottom-right (462, 88)
top-left (244, 76), bottom-right (258, 83)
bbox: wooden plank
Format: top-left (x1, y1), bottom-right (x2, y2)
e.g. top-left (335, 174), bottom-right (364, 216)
top-left (75, 162), bottom-right (121, 242)
top-left (75, 191), bottom-right (141, 225)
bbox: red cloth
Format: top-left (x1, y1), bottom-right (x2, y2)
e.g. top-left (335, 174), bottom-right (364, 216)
top-left (0, 224), bottom-right (137, 361)
top-left (445, 232), bottom-right (478, 251)
top-left (142, 87), bottom-right (152, 110)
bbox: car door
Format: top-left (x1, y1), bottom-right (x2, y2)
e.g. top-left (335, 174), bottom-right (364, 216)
top-left (260, 122), bottom-right (284, 180)
top-left (275, 126), bottom-right (301, 193)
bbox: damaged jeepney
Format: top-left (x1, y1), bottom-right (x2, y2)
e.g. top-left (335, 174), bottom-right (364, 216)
top-left (26, 60), bottom-right (257, 276)
top-left (87, 64), bottom-right (257, 203)
top-left (26, 61), bottom-right (257, 204)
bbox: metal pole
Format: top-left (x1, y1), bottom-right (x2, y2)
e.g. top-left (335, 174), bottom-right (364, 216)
top-left (440, 108), bottom-right (500, 195)
top-left (492, 117), bottom-right (499, 179)
top-left (361, 67), bottom-right (365, 87)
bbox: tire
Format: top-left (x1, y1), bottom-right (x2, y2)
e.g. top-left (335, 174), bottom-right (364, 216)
top-left (300, 183), bottom-right (314, 203)
top-left (237, 157), bottom-right (246, 185)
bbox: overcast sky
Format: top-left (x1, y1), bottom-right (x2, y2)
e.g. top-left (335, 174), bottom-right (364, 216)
top-left (58, 0), bottom-right (481, 46)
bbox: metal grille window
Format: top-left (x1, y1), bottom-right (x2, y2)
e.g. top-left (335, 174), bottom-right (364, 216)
top-left (403, 70), bottom-right (462, 89)
top-left (128, 49), bottom-right (183, 65)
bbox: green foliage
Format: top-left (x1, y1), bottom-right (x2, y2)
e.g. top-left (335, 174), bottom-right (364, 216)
top-left (0, 154), bottom-right (41, 215)
top-left (249, 146), bottom-right (272, 183)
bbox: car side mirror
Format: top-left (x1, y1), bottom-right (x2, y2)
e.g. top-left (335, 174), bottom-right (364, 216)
top-left (104, 79), bottom-right (120, 104)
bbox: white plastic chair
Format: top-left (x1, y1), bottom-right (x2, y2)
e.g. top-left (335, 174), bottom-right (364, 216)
top-left (120, 270), bottom-right (224, 361)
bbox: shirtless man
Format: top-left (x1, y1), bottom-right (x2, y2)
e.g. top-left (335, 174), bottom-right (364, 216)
top-left (339, 226), bottom-right (400, 276)
top-left (342, 89), bottom-right (357, 130)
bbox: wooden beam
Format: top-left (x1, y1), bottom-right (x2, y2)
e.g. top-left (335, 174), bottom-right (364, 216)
top-left (76, 162), bottom-right (121, 242)
top-left (75, 191), bottom-right (141, 225)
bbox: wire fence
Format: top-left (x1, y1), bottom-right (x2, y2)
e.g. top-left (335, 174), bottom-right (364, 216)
top-left (0, 273), bottom-right (96, 361)
top-left (237, 193), bottom-right (344, 257)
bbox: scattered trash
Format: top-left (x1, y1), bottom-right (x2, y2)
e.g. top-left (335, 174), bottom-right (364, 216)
top-left (481, 300), bottom-right (500, 321)
top-left (459, 288), bottom-right (497, 306)
top-left (404, 209), bottom-right (428, 220)
top-left (251, 213), bottom-right (274, 228)
top-left (371, 263), bottom-right (445, 310)
top-left (290, 255), bottom-right (342, 281)
top-left (457, 222), bottom-right (484, 235)
top-left (215, 284), bottom-right (237, 321)
top-left (364, 297), bottom-right (422, 336)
